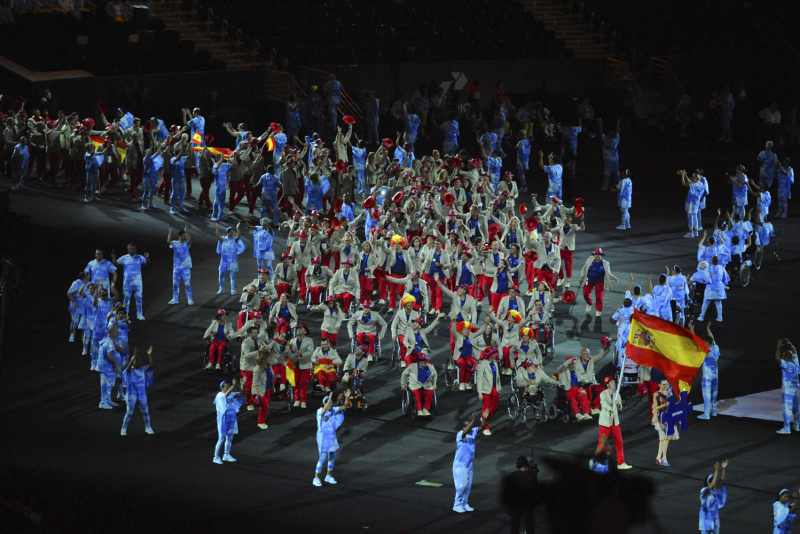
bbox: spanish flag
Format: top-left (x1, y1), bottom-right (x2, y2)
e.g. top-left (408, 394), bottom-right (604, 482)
top-left (89, 136), bottom-right (127, 164)
top-left (313, 358), bottom-right (341, 384)
top-left (626, 309), bottom-right (710, 393)
top-left (191, 130), bottom-right (202, 145)
top-left (191, 145), bottom-right (233, 160)
top-left (285, 359), bottom-right (296, 387)
top-left (264, 137), bottom-right (275, 152)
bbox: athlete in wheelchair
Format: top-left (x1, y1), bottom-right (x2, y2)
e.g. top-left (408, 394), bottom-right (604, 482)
top-left (445, 320), bottom-right (479, 392)
top-left (508, 360), bottom-right (558, 424)
top-left (401, 351), bottom-right (438, 418)
top-left (340, 345), bottom-right (369, 411)
top-left (527, 297), bottom-right (558, 365)
top-left (203, 309), bottom-right (236, 372)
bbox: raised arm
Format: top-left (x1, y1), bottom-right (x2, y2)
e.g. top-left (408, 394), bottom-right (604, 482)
top-left (213, 223), bottom-right (223, 242)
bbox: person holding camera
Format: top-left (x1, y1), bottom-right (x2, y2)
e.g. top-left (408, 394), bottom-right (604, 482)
top-left (776, 339), bottom-right (800, 434)
top-left (501, 456), bottom-right (538, 533)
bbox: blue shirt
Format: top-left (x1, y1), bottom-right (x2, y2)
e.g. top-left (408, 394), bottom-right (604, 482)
top-left (116, 254), bottom-right (146, 281)
top-left (587, 260), bottom-right (605, 284)
top-left (391, 252), bottom-right (406, 275)
top-left (459, 264), bottom-right (472, 286)
top-left (442, 120), bottom-right (459, 146)
top-left (417, 365), bottom-right (432, 384)
top-left (188, 116), bottom-right (205, 145)
top-left (360, 253), bottom-right (370, 277)
top-left (496, 271), bottom-right (509, 294)
top-left (570, 371), bottom-right (579, 387)
top-left (781, 359), bottom-right (800, 386)
top-left (602, 134), bottom-right (619, 162)
top-left (214, 324), bottom-right (226, 341)
top-left (85, 259), bottom-right (117, 286)
top-left (454, 427), bottom-right (479, 468)
top-left (460, 338), bottom-right (472, 357)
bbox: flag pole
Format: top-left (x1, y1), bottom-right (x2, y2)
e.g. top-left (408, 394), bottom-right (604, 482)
top-left (612, 346), bottom-right (626, 415)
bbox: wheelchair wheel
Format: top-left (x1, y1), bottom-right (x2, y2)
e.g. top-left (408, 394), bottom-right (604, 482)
top-left (612, 347), bottom-right (620, 367)
top-left (507, 392), bottom-right (521, 421)
top-left (737, 263), bottom-right (751, 288)
top-left (401, 389), bottom-right (411, 416)
top-left (754, 247), bottom-right (763, 270)
top-left (562, 413), bottom-right (571, 423)
top-left (443, 360), bottom-right (457, 392)
top-left (431, 390), bottom-right (438, 415)
top-left (286, 385), bottom-right (294, 413)
top-left (547, 404), bottom-right (560, 421)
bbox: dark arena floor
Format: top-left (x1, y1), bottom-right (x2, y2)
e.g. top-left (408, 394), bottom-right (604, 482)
top-left (1, 136), bottom-right (799, 534)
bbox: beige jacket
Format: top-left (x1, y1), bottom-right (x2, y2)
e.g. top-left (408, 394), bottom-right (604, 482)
top-left (401, 317), bottom-right (440, 350)
top-left (598, 388), bottom-right (621, 426)
top-left (311, 347), bottom-right (342, 365)
top-left (579, 257), bottom-right (616, 291)
top-left (476, 358), bottom-right (503, 395)
top-left (515, 367), bottom-right (558, 392)
top-left (347, 311), bottom-right (387, 337)
top-left (240, 337), bottom-right (262, 372)
top-left (401, 362), bottom-right (438, 390)
top-left (288, 336), bottom-right (315, 370)
top-left (320, 305), bottom-right (346, 333)
top-left (248, 278), bottom-right (278, 301)
top-left (203, 320), bottom-right (235, 341)
top-left (438, 281), bottom-right (477, 323)
top-left (268, 302), bottom-right (298, 327)
top-left (273, 264), bottom-right (298, 291)
top-left (289, 241), bottom-right (313, 271)
top-left (530, 239), bottom-right (561, 271)
top-left (497, 295), bottom-right (526, 321)
top-left (306, 266), bottom-right (333, 289)
top-left (328, 268), bottom-right (360, 298)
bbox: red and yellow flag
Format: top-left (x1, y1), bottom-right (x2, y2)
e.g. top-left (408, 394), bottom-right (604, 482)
top-left (89, 135), bottom-right (127, 164)
top-left (313, 358), bottom-right (341, 384)
top-left (191, 146), bottom-right (233, 160)
top-left (264, 137), bottom-right (275, 152)
top-left (191, 131), bottom-right (202, 145)
top-left (285, 359), bottom-right (296, 387)
top-left (626, 309), bottom-right (710, 393)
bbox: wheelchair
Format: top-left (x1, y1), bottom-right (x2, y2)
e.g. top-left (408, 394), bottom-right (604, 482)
top-left (614, 357), bottom-right (645, 412)
top-left (304, 286), bottom-right (329, 312)
top-left (442, 357), bottom-right (478, 392)
top-left (507, 386), bottom-right (552, 427)
top-left (534, 321), bottom-right (555, 365)
top-left (203, 342), bottom-right (235, 374)
top-left (726, 255), bottom-right (752, 288)
top-left (270, 372), bottom-right (295, 413)
top-left (546, 386), bottom-right (579, 423)
top-left (402, 387), bottom-right (438, 419)
top-left (338, 370), bottom-right (367, 412)
top-left (350, 335), bottom-right (382, 362)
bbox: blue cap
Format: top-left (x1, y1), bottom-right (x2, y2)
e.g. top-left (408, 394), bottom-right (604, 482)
top-left (226, 227), bottom-right (233, 233)
top-left (219, 381), bottom-right (227, 389)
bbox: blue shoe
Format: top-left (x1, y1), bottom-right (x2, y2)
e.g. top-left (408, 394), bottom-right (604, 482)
top-left (777, 427), bottom-right (791, 435)
top-left (148, 204), bottom-right (158, 210)
top-left (453, 506), bottom-right (465, 513)
top-left (180, 208), bottom-right (190, 213)
top-left (463, 505), bottom-right (474, 512)
top-left (170, 209), bottom-right (178, 214)
top-left (222, 454), bottom-right (236, 462)
top-left (697, 413), bottom-right (710, 420)
top-left (313, 478), bottom-right (322, 487)
top-left (711, 409), bottom-right (718, 416)
top-left (213, 457), bottom-right (223, 464)
top-left (661, 460), bottom-right (670, 467)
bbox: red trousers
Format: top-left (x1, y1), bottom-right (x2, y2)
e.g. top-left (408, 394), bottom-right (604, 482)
top-left (598, 425), bottom-right (626, 465)
top-left (586, 384), bottom-right (605, 410)
top-left (502, 346), bottom-right (514, 369)
top-left (359, 276), bottom-right (373, 301)
top-left (536, 268), bottom-right (556, 289)
top-left (238, 310), bottom-right (257, 329)
top-left (297, 268), bottom-right (308, 299)
top-left (525, 261), bottom-right (536, 289)
top-left (321, 330), bottom-right (338, 346)
top-left (386, 273), bottom-right (405, 308)
top-left (158, 173), bottom-right (172, 201)
top-left (42, 152), bottom-right (61, 181)
top-left (294, 368), bottom-right (311, 402)
top-left (377, 277), bottom-right (388, 300)
top-left (332, 251), bottom-right (341, 270)
top-left (100, 165), bottom-right (121, 189)
top-left (276, 283), bottom-right (291, 299)
top-left (476, 275), bottom-right (489, 302)
top-left (241, 370), bottom-right (254, 405)
top-left (559, 250), bottom-right (574, 280)
top-left (127, 167), bottom-right (144, 200)
top-left (412, 388), bottom-right (434, 411)
top-left (481, 386), bottom-right (500, 429)
top-left (422, 274), bottom-right (442, 310)
top-left (209, 340), bottom-right (227, 364)
top-left (336, 292), bottom-right (354, 312)
top-left (456, 356), bottom-right (476, 384)
top-left (565, 386), bottom-right (591, 415)
top-left (256, 390), bottom-right (271, 424)
top-left (199, 177), bottom-right (213, 208)
top-left (272, 363), bottom-right (286, 385)
top-left (490, 291), bottom-right (508, 313)
top-left (309, 286), bottom-right (324, 305)
top-left (183, 166), bottom-right (194, 194)
top-left (229, 180), bottom-right (247, 210)
top-left (356, 332), bottom-right (377, 354)
top-left (583, 281), bottom-right (604, 311)
top-left (639, 379), bottom-right (659, 414)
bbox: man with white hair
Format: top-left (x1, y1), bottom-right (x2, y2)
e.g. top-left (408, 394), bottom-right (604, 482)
top-left (757, 140), bottom-right (779, 189)
top-left (528, 231), bottom-right (561, 290)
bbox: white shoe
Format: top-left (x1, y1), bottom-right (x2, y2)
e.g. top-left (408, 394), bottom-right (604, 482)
top-left (595, 311), bottom-right (602, 317)
top-left (793, 425), bottom-right (800, 432)
top-left (565, 280), bottom-right (571, 288)
top-left (298, 299), bottom-right (305, 305)
top-left (616, 225), bottom-right (627, 230)
top-left (367, 355), bottom-right (373, 362)
top-left (777, 427), bottom-right (791, 434)
top-left (313, 478), bottom-right (323, 487)
top-left (378, 299), bottom-right (386, 305)
top-left (459, 383), bottom-right (466, 391)
top-left (205, 363), bottom-right (213, 369)
top-left (524, 290), bottom-right (534, 296)
top-left (279, 384), bottom-right (285, 391)
top-left (215, 364), bottom-right (221, 370)
top-left (258, 423), bottom-right (269, 430)
top-left (557, 277), bottom-right (565, 287)
top-left (120, 429), bottom-right (127, 436)
top-left (617, 463), bottom-right (633, 470)
top-left (217, 289), bottom-right (225, 295)
top-left (300, 402), bottom-right (307, 408)
top-left (324, 475), bottom-right (338, 484)
top-left (465, 384), bottom-right (473, 390)
top-left (145, 427), bottom-right (154, 435)
top-left (476, 301), bottom-right (483, 307)
top-left (293, 401), bottom-right (300, 407)
top-left (683, 233), bottom-right (695, 238)
top-left (453, 506), bottom-right (465, 513)
top-left (222, 454), bottom-right (236, 462)
top-left (69, 334), bottom-right (75, 342)
top-left (482, 428), bottom-right (492, 436)
top-left (697, 413), bottom-right (710, 420)
top-left (591, 409), bottom-right (600, 415)
top-left (421, 409), bottom-right (430, 416)
top-left (109, 401), bottom-right (119, 407)
top-left (586, 304), bottom-right (592, 313)
top-left (168, 299), bottom-right (179, 305)
top-left (400, 360), bottom-right (407, 368)
top-left (137, 314), bottom-right (145, 320)
top-left (463, 504), bottom-right (474, 512)
top-left (247, 405), bottom-right (255, 411)
top-left (213, 457), bottom-right (223, 465)
top-left (231, 290), bottom-right (237, 295)
top-left (187, 300), bottom-right (194, 305)
top-left (99, 403), bottom-right (113, 409)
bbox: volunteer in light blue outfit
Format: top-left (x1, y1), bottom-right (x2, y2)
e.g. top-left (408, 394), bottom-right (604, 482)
top-left (440, 113), bottom-right (460, 156)
top-left (540, 151), bottom-right (563, 200)
top-left (694, 257), bottom-right (729, 322)
top-left (67, 273), bottom-right (87, 343)
top-left (121, 346), bottom-right (155, 436)
top-left (324, 74), bottom-right (344, 129)
top-left (97, 324), bottom-right (123, 409)
top-left (773, 488), bottom-right (799, 534)
top-left (85, 249), bottom-right (117, 292)
top-left (680, 170), bottom-right (706, 237)
top-left (305, 173), bottom-right (327, 213)
top-left (257, 165), bottom-right (281, 225)
top-left (84, 142), bottom-right (102, 201)
top-left (599, 118), bottom-right (620, 190)
top-left (168, 226), bottom-right (193, 305)
top-left (286, 95), bottom-right (302, 142)
top-left (352, 141), bottom-right (367, 194)
top-left (515, 131), bottom-right (530, 190)
top-left (212, 157), bottom-right (230, 222)
top-left (141, 142), bottom-right (160, 210)
top-left (77, 281), bottom-right (97, 356)
top-left (185, 107), bottom-right (205, 164)
top-left (652, 274), bottom-right (673, 321)
top-left (113, 244), bottom-right (149, 320)
top-left (757, 141), bottom-right (779, 189)
top-left (613, 170), bottom-right (632, 229)
top-left (728, 165), bottom-right (749, 219)
top-left (611, 293), bottom-right (634, 363)
top-left (169, 155), bottom-right (188, 214)
top-left (699, 460), bottom-right (728, 534)
top-left (213, 379), bottom-right (245, 464)
top-left (313, 391), bottom-right (351, 487)
top-left (775, 339), bottom-right (800, 435)
top-left (480, 131), bottom-right (497, 156)
top-left (215, 223), bottom-right (246, 295)
top-left (394, 142), bottom-right (415, 169)
top-left (271, 125), bottom-right (287, 165)
top-left (453, 411), bottom-right (487, 513)
top-left (118, 108), bottom-right (134, 130)
top-left (697, 169), bottom-right (710, 228)
top-left (667, 265), bottom-right (690, 324)
top-left (248, 218), bottom-right (276, 275)
top-left (107, 311), bottom-right (130, 401)
top-left (404, 109), bottom-right (421, 149)
top-left (696, 323), bottom-right (720, 419)
top-left (150, 117), bottom-right (168, 142)
top-left (485, 149), bottom-right (503, 191)
top-left (776, 158), bottom-right (794, 219)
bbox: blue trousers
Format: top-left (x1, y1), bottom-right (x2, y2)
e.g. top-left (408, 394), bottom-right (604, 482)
top-left (621, 208), bottom-right (630, 226)
top-left (316, 451), bottom-right (337, 473)
top-left (123, 277), bottom-right (143, 316)
top-left (122, 392), bottom-right (151, 430)
top-left (702, 370), bottom-right (718, 414)
top-left (172, 268), bottom-right (192, 301)
top-left (688, 212), bottom-right (700, 231)
top-left (699, 299), bottom-right (722, 321)
top-left (170, 178), bottom-right (186, 211)
top-left (256, 257), bottom-right (275, 277)
top-left (355, 169), bottom-right (366, 194)
top-left (82, 328), bottom-right (93, 353)
top-left (603, 160), bottom-right (619, 188)
top-left (212, 187), bottom-right (226, 220)
top-left (778, 195), bottom-right (789, 217)
top-left (91, 331), bottom-right (104, 370)
top-left (85, 175), bottom-right (98, 201)
top-left (215, 434), bottom-right (233, 458)
top-left (453, 465), bottom-right (473, 507)
top-left (733, 202), bottom-right (746, 219)
top-left (219, 270), bottom-right (237, 292)
top-left (142, 175), bottom-right (157, 207)
top-left (782, 384), bottom-right (799, 428)
top-left (260, 196), bottom-right (279, 226)
top-left (100, 369), bottom-right (115, 405)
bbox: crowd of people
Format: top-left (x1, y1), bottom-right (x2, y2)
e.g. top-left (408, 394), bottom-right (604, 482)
top-left (1, 79), bottom-right (788, 531)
